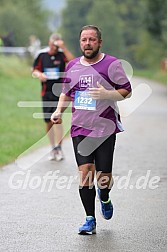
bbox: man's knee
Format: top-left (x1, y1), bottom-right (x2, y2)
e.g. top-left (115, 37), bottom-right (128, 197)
top-left (79, 163), bottom-right (95, 186)
top-left (97, 172), bottom-right (114, 189)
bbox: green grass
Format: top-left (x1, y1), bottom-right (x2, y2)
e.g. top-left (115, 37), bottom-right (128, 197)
top-left (0, 55), bottom-right (71, 167)
top-left (134, 69), bottom-right (167, 85)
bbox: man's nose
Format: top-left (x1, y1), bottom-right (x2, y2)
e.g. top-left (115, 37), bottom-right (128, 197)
top-left (85, 39), bottom-right (90, 44)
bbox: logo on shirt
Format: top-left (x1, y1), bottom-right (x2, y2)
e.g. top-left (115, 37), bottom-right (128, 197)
top-left (53, 60), bottom-right (61, 65)
top-left (79, 74), bottom-right (93, 88)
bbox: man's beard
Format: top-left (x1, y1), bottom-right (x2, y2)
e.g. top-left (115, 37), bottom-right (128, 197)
top-left (82, 47), bottom-right (100, 59)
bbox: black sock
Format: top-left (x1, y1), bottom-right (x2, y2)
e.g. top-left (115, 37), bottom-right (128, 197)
top-left (99, 188), bottom-right (111, 202)
top-left (79, 186), bottom-right (96, 218)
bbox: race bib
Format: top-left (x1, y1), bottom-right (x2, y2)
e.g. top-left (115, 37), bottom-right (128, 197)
top-left (44, 67), bottom-right (60, 80)
top-left (74, 91), bottom-right (96, 110)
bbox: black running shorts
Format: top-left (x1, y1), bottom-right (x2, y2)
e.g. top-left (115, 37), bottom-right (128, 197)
top-left (42, 92), bottom-right (59, 122)
top-left (72, 134), bottom-right (116, 173)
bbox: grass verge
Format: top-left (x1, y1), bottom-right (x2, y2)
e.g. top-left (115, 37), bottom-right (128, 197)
top-left (0, 55), bottom-right (71, 167)
top-left (134, 69), bottom-right (167, 85)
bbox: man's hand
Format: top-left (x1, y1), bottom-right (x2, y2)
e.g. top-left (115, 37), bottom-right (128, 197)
top-left (54, 39), bottom-right (65, 50)
top-left (89, 81), bottom-right (131, 101)
top-left (89, 82), bottom-right (109, 100)
top-left (39, 72), bottom-right (47, 82)
top-left (50, 111), bottom-right (62, 124)
top-left (54, 39), bottom-right (74, 62)
top-left (32, 71), bottom-right (47, 82)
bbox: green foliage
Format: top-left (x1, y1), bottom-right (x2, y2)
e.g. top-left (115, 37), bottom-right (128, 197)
top-left (143, 0), bottom-right (167, 66)
top-left (0, 0), bottom-right (50, 46)
top-left (0, 55), bottom-right (45, 166)
top-left (115, 0), bottom-right (146, 64)
top-left (134, 68), bottom-right (167, 86)
top-left (87, 0), bottom-right (125, 57)
top-left (132, 31), bottom-right (165, 69)
top-left (146, 0), bottom-right (167, 43)
top-left (60, 0), bottom-right (146, 60)
top-left (0, 55), bottom-right (71, 166)
top-left (60, 0), bottom-right (167, 69)
top-left (60, 0), bottom-right (94, 56)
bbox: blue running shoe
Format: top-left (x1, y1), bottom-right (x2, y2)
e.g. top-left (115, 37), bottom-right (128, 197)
top-left (78, 216), bottom-right (96, 235)
top-left (97, 188), bottom-right (113, 220)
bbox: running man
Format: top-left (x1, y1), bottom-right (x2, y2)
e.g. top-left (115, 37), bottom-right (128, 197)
top-left (51, 25), bottom-right (132, 234)
top-left (32, 33), bottom-right (74, 161)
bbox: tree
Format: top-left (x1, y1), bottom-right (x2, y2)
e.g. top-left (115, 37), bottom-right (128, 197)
top-left (60, 0), bottom-right (94, 56)
top-left (87, 0), bottom-right (125, 58)
top-left (132, 0), bottom-right (167, 68)
top-left (115, 0), bottom-right (146, 62)
top-left (0, 0), bottom-right (50, 46)
top-left (60, 0), bottom-right (167, 69)
top-left (146, 0), bottom-right (167, 49)
top-left (146, 0), bottom-right (167, 41)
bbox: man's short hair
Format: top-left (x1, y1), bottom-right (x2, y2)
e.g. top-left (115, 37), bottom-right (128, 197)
top-left (79, 25), bottom-right (102, 40)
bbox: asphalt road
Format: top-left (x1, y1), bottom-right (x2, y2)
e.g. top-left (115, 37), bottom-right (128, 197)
top-left (0, 77), bottom-right (167, 252)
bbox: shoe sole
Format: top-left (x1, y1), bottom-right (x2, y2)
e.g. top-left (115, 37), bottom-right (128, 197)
top-left (56, 156), bottom-right (64, 161)
top-left (48, 156), bottom-right (56, 161)
top-left (48, 155), bottom-right (64, 161)
top-left (78, 229), bottom-right (96, 235)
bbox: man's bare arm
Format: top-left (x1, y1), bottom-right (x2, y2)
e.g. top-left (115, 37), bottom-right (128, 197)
top-left (50, 93), bottom-right (72, 124)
